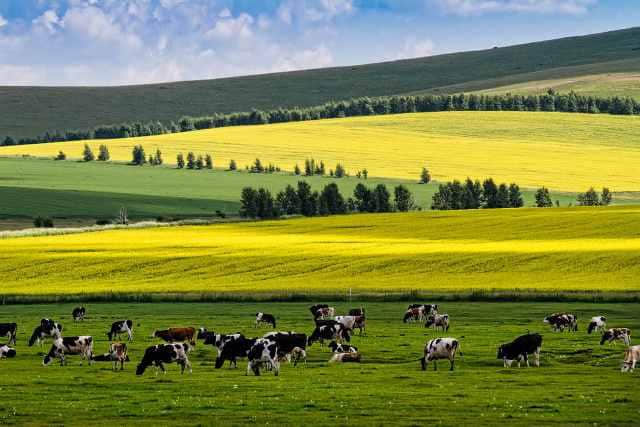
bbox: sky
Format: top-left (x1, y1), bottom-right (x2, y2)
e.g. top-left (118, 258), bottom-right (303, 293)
top-left (0, 0), bottom-right (637, 86)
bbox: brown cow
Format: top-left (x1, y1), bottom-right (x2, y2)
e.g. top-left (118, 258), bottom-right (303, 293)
top-left (153, 327), bottom-right (196, 346)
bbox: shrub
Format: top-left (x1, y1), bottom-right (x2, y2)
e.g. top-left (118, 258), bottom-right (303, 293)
top-left (176, 153), bottom-right (185, 169)
top-left (97, 144), bottom-right (110, 161)
top-left (186, 152), bottom-right (196, 169)
top-left (54, 151), bottom-right (66, 160)
top-left (205, 154), bottom-right (213, 169)
top-left (420, 167), bottom-right (431, 184)
top-left (229, 159), bottom-right (237, 171)
top-left (131, 145), bottom-right (145, 165)
top-left (82, 144), bottom-right (95, 162)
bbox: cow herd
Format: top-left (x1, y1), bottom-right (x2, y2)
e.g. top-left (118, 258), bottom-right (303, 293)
top-left (0, 304), bottom-right (637, 377)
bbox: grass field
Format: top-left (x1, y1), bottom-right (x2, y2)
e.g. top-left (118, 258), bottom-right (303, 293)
top-left (1, 27), bottom-right (638, 139)
top-left (1, 206), bottom-right (639, 295)
top-left (1, 301), bottom-right (638, 425)
top-left (2, 111), bottom-right (640, 193)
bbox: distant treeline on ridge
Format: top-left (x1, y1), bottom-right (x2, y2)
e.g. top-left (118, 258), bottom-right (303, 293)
top-left (2, 91), bottom-right (638, 146)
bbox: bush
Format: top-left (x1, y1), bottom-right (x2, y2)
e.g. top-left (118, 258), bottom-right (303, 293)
top-left (54, 151), bottom-right (66, 160)
top-left (34, 216), bottom-right (54, 228)
top-left (176, 153), bottom-right (185, 169)
top-left (229, 159), bottom-right (237, 171)
top-left (97, 144), bottom-right (110, 161)
top-left (131, 145), bottom-right (145, 165)
top-left (82, 144), bottom-right (95, 162)
top-left (334, 163), bottom-right (346, 178)
top-left (420, 167), bottom-right (431, 184)
top-left (196, 155), bottom-right (204, 169)
top-left (205, 154), bottom-right (213, 169)
top-left (186, 152), bottom-right (196, 169)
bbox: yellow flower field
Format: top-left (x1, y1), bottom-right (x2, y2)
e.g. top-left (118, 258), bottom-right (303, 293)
top-left (2, 206), bottom-right (639, 295)
top-left (1, 112), bottom-right (639, 192)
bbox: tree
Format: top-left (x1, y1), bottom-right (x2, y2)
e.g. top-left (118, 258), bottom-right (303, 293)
top-left (353, 183), bottom-right (373, 212)
top-left (196, 155), bottom-right (204, 169)
top-left (297, 181), bottom-right (317, 216)
top-left (334, 163), bottom-right (346, 178)
top-left (317, 161), bottom-right (326, 176)
top-left (251, 158), bottom-right (264, 173)
top-left (155, 149), bottom-right (163, 165)
top-left (97, 144), bottom-right (110, 161)
top-left (420, 167), bottom-right (431, 184)
top-left (240, 187), bottom-right (258, 218)
top-left (176, 153), bottom-right (185, 169)
top-left (319, 183), bottom-right (346, 215)
top-left (186, 152), bottom-right (196, 169)
top-left (482, 178), bottom-right (499, 208)
top-left (431, 184), bottom-right (453, 210)
top-left (496, 183), bottom-right (510, 208)
top-left (83, 144), bottom-right (95, 162)
top-left (534, 187), bottom-right (553, 207)
top-left (205, 154), bottom-right (213, 169)
top-left (276, 185), bottom-right (300, 215)
top-left (294, 164), bottom-right (301, 175)
top-left (394, 185), bottom-right (415, 212)
top-left (2, 136), bottom-right (16, 146)
top-left (54, 151), bottom-right (66, 160)
top-left (255, 188), bottom-right (278, 219)
top-left (304, 159), bottom-right (314, 176)
top-left (372, 184), bottom-right (391, 212)
top-left (362, 169), bottom-right (368, 180)
top-left (229, 159), bottom-right (237, 171)
top-left (600, 187), bottom-right (612, 206)
top-left (577, 187), bottom-right (600, 206)
top-left (508, 183), bottom-right (524, 208)
top-left (131, 145), bottom-right (145, 165)
top-left (461, 178), bottom-right (482, 209)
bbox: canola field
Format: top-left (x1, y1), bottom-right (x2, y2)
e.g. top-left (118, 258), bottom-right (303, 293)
top-left (1, 112), bottom-right (640, 192)
top-left (1, 206), bottom-right (639, 296)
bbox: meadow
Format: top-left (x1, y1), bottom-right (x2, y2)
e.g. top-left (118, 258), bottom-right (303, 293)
top-left (1, 206), bottom-right (639, 296)
top-left (0, 301), bottom-right (638, 426)
top-left (2, 111), bottom-right (640, 193)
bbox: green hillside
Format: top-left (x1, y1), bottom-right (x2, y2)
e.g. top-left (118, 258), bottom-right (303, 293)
top-left (1, 27), bottom-right (639, 139)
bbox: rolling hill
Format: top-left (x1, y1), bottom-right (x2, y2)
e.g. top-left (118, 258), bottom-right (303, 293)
top-left (1, 27), bottom-right (639, 139)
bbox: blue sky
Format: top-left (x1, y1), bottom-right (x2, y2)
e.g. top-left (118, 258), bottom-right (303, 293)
top-left (0, 0), bottom-right (637, 86)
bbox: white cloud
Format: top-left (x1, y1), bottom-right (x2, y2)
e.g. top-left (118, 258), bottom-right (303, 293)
top-left (395, 37), bottom-right (435, 60)
top-left (206, 13), bottom-right (254, 40)
top-left (0, 15), bottom-right (7, 28)
top-left (278, 0), bottom-right (355, 24)
top-left (63, 6), bottom-right (142, 49)
top-left (434, 0), bottom-right (597, 15)
top-left (218, 8), bottom-right (232, 18)
top-left (273, 45), bottom-right (334, 71)
top-left (0, 64), bottom-right (43, 85)
top-left (33, 10), bottom-right (63, 33)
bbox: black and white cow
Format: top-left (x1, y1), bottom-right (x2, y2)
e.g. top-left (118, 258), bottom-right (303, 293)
top-left (43, 336), bottom-right (93, 366)
top-left (29, 319), bottom-right (63, 347)
top-left (404, 304), bottom-right (437, 323)
top-left (544, 313), bottom-right (578, 332)
top-left (0, 344), bottom-right (16, 359)
top-left (107, 320), bottom-right (133, 341)
top-left (310, 304), bottom-right (335, 320)
top-left (497, 333), bottom-right (543, 368)
top-left (421, 337), bottom-right (462, 371)
top-left (328, 341), bottom-right (358, 353)
top-left (335, 315), bottom-right (366, 336)
top-left (247, 338), bottom-right (279, 376)
top-left (621, 345), bottom-right (640, 372)
top-left (255, 312), bottom-right (276, 328)
top-left (136, 343), bottom-right (192, 375)
top-left (308, 322), bottom-right (350, 346)
top-left (197, 327), bottom-right (216, 341)
top-left (205, 333), bottom-right (256, 369)
top-left (425, 313), bottom-right (450, 332)
top-left (0, 323), bottom-right (17, 346)
top-left (329, 352), bottom-right (361, 363)
top-left (72, 307), bottom-right (86, 321)
top-left (600, 328), bottom-right (631, 346)
top-left (587, 316), bottom-right (607, 334)
top-left (263, 331), bottom-right (307, 365)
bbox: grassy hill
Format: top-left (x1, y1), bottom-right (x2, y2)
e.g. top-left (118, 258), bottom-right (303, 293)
top-left (2, 206), bottom-right (639, 295)
top-left (2, 27), bottom-right (639, 139)
top-left (2, 111), bottom-right (639, 193)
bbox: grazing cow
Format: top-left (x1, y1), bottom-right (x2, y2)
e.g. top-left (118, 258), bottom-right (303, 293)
top-left (421, 337), bottom-right (462, 371)
top-left (425, 313), bottom-right (450, 332)
top-left (107, 320), bottom-right (133, 342)
top-left (328, 341), bottom-right (358, 353)
top-left (29, 319), bottom-right (63, 347)
top-left (587, 316), bottom-right (607, 334)
top-left (255, 312), bottom-right (276, 328)
top-left (205, 333), bottom-right (256, 369)
top-left (263, 331), bottom-right (307, 365)
top-left (621, 345), bottom-right (640, 372)
top-left (0, 323), bottom-right (17, 346)
top-left (497, 333), bottom-right (543, 368)
top-left (600, 328), bottom-right (632, 346)
top-left (0, 344), bottom-right (16, 359)
top-left (72, 307), bottom-right (86, 321)
top-left (335, 315), bottom-right (366, 336)
top-left (152, 327), bottom-right (196, 346)
top-left (247, 338), bottom-right (279, 376)
top-left (329, 352), bottom-right (361, 363)
top-left (544, 313), bottom-right (578, 332)
top-left (310, 304), bottom-right (335, 320)
top-left (136, 343), bottom-right (192, 376)
top-left (308, 323), bottom-right (350, 346)
top-left (197, 327), bottom-right (216, 341)
top-left (43, 336), bottom-right (93, 366)
top-left (403, 307), bottom-right (424, 323)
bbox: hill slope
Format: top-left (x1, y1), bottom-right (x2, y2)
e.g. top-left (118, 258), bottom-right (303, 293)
top-left (1, 27), bottom-right (639, 139)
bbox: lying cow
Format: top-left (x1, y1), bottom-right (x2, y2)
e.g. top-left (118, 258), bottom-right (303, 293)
top-left (329, 352), bottom-right (361, 363)
top-left (29, 318), bottom-right (63, 347)
top-left (0, 323), bottom-right (17, 346)
top-left (107, 320), bottom-right (133, 341)
top-left (153, 327), bottom-right (196, 346)
top-left (421, 337), bottom-right (462, 371)
top-left (263, 331), bottom-right (307, 366)
top-left (425, 313), bottom-right (450, 332)
top-left (544, 313), bottom-right (578, 332)
top-left (587, 316), bottom-right (607, 334)
top-left (621, 345), bottom-right (640, 372)
top-left (310, 304), bottom-right (335, 320)
top-left (247, 338), bottom-right (279, 376)
top-left (43, 336), bottom-right (93, 366)
top-left (497, 333), bottom-right (542, 368)
top-left (92, 343), bottom-right (129, 371)
top-left (255, 312), bottom-right (276, 328)
top-left (308, 322), bottom-right (350, 346)
top-left (600, 328), bottom-right (631, 346)
top-left (136, 343), bottom-right (192, 376)
top-left (72, 307), bottom-right (86, 321)
top-left (328, 341), bottom-right (358, 353)
top-left (0, 344), bottom-right (16, 358)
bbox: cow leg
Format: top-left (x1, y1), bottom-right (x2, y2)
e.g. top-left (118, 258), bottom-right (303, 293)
top-left (523, 354), bottom-right (529, 368)
top-left (421, 356), bottom-right (428, 371)
top-left (450, 358), bottom-right (455, 371)
top-left (185, 358), bottom-right (192, 374)
top-left (534, 349), bottom-right (540, 367)
top-left (273, 359), bottom-right (280, 376)
top-left (433, 360), bottom-right (437, 371)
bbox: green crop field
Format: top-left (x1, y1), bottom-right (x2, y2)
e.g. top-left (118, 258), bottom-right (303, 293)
top-left (1, 27), bottom-right (638, 139)
top-left (0, 301), bottom-right (638, 425)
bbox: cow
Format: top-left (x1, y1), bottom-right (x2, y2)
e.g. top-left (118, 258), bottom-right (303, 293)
top-left (136, 343), bottom-right (192, 376)
top-left (107, 320), bottom-right (133, 342)
top-left (587, 316), bottom-right (607, 334)
top-left (247, 338), bottom-right (279, 376)
top-left (329, 352), bottom-right (361, 363)
top-left (72, 307), bottom-right (86, 322)
top-left (348, 307), bottom-right (365, 317)
top-left (600, 328), bottom-right (631, 346)
top-left (0, 344), bottom-right (16, 359)
top-left (335, 315), bottom-right (366, 336)
top-left (255, 312), bottom-right (276, 328)
top-left (197, 327), bottom-right (216, 341)
top-left (29, 319), bottom-right (63, 347)
top-left (43, 336), bottom-right (93, 366)
top-left (621, 345), bottom-right (640, 372)
top-left (328, 341), bottom-right (358, 353)
top-left (263, 331), bottom-right (307, 366)
top-left (310, 304), bottom-right (335, 320)
top-left (544, 313), bottom-right (578, 332)
top-left (204, 333), bottom-right (256, 369)
top-left (497, 333), bottom-right (543, 368)
top-left (421, 337), bottom-right (462, 371)
top-left (92, 343), bottom-right (128, 371)
top-left (152, 327), bottom-right (196, 346)
top-left (308, 323), bottom-right (350, 346)
top-left (0, 323), bottom-right (17, 346)
top-left (403, 307), bottom-right (424, 323)
top-left (425, 313), bottom-right (450, 332)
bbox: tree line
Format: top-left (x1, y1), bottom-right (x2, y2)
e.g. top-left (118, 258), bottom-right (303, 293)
top-left (3, 90), bottom-right (638, 146)
top-left (431, 178), bottom-right (523, 210)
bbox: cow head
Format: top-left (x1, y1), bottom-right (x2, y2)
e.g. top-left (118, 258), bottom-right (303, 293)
top-left (197, 327), bottom-right (209, 340)
top-left (497, 345), bottom-right (506, 359)
top-left (600, 331), bottom-right (612, 345)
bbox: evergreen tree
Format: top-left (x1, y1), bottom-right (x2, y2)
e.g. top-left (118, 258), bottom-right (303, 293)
top-left (353, 183), bottom-right (373, 212)
top-left (304, 159), bottom-right (314, 176)
top-left (97, 144), bottom-right (110, 161)
top-left (394, 185), bottom-right (415, 212)
top-left (229, 159), bottom-right (237, 171)
top-left (600, 187), bottom-right (612, 206)
top-left (508, 183), bottom-right (524, 208)
top-left (186, 152), bottom-right (196, 169)
top-left (319, 183), bottom-right (346, 214)
top-left (297, 181), bottom-right (317, 216)
top-left (462, 178), bottom-right (482, 209)
top-left (196, 155), bottom-right (204, 169)
top-left (176, 153), bottom-right (185, 169)
top-left (496, 183), bottom-right (510, 208)
top-left (83, 144), bottom-right (95, 162)
top-left (148, 154), bottom-right (155, 165)
top-left (131, 145), bottom-right (145, 165)
top-left (2, 136), bottom-right (16, 146)
top-left (420, 167), bottom-right (431, 184)
top-left (252, 158), bottom-right (264, 173)
top-left (294, 164), bottom-right (301, 175)
top-left (534, 187), bottom-right (553, 207)
top-left (482, 178), bottom-right (499, 208)
top-left (240, 187), bottom-right (258, 218)
top-left (372, 184), bottom-right (391, 212)
top-left (256, 188), bottom-right (278, 218)
top-left (155, 149), bottom-right (163, 165)
top-left (205, 154), bottom-right (213, 169)
top-left (362, 169), bottom-right (368, 179)
top-left (276, 184), bottom-right (301, 215)
top-left (431, 183), bottom-right (453, 210)
top-left (317, 161), bottom-right (326, 175)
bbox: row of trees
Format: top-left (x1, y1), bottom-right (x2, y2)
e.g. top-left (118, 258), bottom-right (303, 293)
top-left (240, 181), bottom-right (418, 219)
top-left (431, 178), bottom-right (523, 210)
top-left (176, 152), bottom-right (213, 169)
top-left (295, 159), bottom-right (346, 178)
top-left (4, 91), bottom-right (639, 146)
